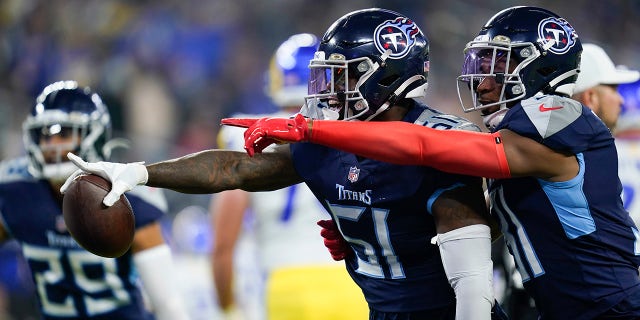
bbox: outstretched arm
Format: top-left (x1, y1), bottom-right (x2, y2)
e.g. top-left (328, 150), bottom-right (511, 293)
top-left (307, 120), bottom-right (577, 181)
top-left (146, 148), bottom-right (302, 193)
top-left (308, 120), bottom-right (510, 179)
top-left (223, 114), bottom-right (511, 179)
top-left (61, 146), bottom-right (302, 206)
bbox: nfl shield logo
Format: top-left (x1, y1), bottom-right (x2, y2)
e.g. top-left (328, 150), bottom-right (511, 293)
top-left (56, 215), bottom-right (67, 233)
top-left (348, 166), bottom-right (360, 183)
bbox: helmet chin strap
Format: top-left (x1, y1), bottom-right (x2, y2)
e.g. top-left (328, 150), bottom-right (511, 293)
top-left (102, 138), bottom-right (131, 160)
top-left (363, 74), bottom-right (426, 121)
top-left (548, 69), bottom-right (579, 96)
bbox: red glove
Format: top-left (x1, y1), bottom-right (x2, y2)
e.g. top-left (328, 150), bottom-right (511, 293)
top-left (221, 114), bottom-right (312, 156)
top-left (317, 219), bottom-right (353, 261)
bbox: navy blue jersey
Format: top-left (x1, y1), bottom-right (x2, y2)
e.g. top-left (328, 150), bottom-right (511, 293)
top-left (292, 102), bottom-right (484, 313)
top-left (0, 157), bottom-right (166, 320)
top-left (491, 95), bottom-right (640, 319)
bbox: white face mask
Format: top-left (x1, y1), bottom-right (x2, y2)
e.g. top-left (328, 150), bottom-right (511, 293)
top-left (299, 98), bottom-right (341, 120)
top-left (42, 161), bottom-right (78, 183)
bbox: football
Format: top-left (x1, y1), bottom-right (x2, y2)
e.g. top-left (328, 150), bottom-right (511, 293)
top-left (62, 174), bottom-right (135, 258)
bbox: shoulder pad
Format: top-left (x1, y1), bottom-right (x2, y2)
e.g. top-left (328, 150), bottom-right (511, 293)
top-left (128, 186), bottom-right (169, 213)
top-left (520, 95), bottom-right (582, 138)
top-left (0, 157), bottom-right (35, 184)
top-left (414, 108), bottom-right (482, 132)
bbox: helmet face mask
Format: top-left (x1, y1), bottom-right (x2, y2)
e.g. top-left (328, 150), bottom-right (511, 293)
top-left (22, 80), bottom-right (112, 182)
top-left (304, 8), bottom-right (430, 121)
top-left (457, 39), bottom-right (539, 113)
top-left (456, 6), bottom-right (582, 129)
top-left (306, 52), bottom-right (376, 121)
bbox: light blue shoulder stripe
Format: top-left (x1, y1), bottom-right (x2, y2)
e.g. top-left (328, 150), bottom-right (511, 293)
top-left (427, 183), bottom-right (465, 215)
top-left (633, 227), bottom-right (640, 255)
top-left (537, 153), bottom-right (595, 239)
top-left (0, 157), bottom-right (34, 184)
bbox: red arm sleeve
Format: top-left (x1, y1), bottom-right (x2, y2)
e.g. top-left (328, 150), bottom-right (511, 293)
top-left (310, 120), bottom-right (511, 179)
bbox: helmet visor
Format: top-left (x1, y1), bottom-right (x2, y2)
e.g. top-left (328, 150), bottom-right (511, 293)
top-left (457, 43), bottom-right (524, 112)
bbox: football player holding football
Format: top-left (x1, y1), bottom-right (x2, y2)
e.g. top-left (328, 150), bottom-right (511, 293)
top-left (61, 9), bottom-right (504, 320)
top-left (0, 81), bottom-right (189, 319)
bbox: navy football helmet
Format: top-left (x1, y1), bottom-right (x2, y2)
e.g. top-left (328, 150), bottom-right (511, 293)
top-left (457, 6), bottom-right (582, 128)
top-left (618, 79), bottom-right (640, 133)
top-left (304, 8), bottom-right (429, 121)
top-left (22, 81), bottom-right (114, 181)
top-left (266, 33), bottom-right (319, 108)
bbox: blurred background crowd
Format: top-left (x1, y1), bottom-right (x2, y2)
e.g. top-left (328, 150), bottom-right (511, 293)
top-left (1, 0), bottom-right (639, 318)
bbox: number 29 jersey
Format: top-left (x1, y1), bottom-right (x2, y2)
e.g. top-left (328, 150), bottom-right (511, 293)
top-left (292, 102), bottom-right (484, 312)
top-left (0, 157), bottom-right (166, 320)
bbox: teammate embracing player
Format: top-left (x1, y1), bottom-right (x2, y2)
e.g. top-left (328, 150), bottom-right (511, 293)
top-left (231, 6), bottom-right (640, 319)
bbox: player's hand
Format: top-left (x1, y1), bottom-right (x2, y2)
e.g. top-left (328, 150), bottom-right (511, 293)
top-left (317, 219), bottom-right (353, 261)
top-left (220, 117), bottom-right (276, 156)
top-left (60, 153), bottom-right (149, 207)
top-left (221, 113), bottom-right (312, 156)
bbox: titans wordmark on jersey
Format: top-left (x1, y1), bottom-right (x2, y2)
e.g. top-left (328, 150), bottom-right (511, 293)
top-left (293, 102), bottom-right (483, 312)
top-left (0, 157), bottom-right (166, 320)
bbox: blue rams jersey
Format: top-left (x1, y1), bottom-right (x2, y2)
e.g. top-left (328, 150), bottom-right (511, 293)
top-left (292, 102), bottom-right (484, 313)
top-left (491, 95), bottom-right (640, 319)
top-left (0, 157), bottom-right (166, 320)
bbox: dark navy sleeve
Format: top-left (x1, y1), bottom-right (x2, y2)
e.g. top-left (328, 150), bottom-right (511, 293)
top-left (127, 187), bottom-right (167, 229)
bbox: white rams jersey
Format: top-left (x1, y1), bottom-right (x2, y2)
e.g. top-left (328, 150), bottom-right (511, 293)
top-left (218, 112), bottom-right (337, 271)
top-left (616, 138), bottom-right (640, 227)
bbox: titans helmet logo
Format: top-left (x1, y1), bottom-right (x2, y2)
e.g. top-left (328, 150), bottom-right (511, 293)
top-left (374, 17), bottom-right (420, 59)
top-left (538, 17), bottom-right (578, 54)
